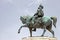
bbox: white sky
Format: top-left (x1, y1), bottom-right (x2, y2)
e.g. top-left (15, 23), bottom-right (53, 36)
top-left (0, 0), bottom-right (60, 40)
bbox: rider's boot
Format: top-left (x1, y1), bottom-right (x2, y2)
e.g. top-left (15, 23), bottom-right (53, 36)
top-left (32, 28), bottom-right (36, 31)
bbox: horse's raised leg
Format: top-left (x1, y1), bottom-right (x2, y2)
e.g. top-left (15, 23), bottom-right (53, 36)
top-left (18, 24), bottom-right (28, 33)
top-left (41, 25), bottom-right (46, 36)
top-left (29, 28), bottom-right (32, 37)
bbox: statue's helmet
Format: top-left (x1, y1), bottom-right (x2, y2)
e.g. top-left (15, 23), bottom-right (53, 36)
top-left (38, 4), bottom-right (43, 9)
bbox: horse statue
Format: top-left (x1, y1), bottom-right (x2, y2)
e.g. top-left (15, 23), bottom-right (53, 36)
top-left (18, 16), bottom-right (57, 37)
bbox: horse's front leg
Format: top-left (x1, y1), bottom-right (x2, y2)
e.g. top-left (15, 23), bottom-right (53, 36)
top-left (18, 24), bottom-right (28, 33)
top-left (41, 25), bottom-right (46, 36)
top-left (29, 27), bottom-right (32, 37)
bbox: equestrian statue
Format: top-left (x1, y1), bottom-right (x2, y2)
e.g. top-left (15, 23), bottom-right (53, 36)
top-left (18, 4), bottom-right (57, 37)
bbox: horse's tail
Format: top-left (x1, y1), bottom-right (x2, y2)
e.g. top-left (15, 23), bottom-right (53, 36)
top-left (50, 16), bottom-right (57, 28)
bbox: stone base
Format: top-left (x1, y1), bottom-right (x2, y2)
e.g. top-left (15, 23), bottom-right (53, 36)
top-left (22, 37), bottom-right (57, 40)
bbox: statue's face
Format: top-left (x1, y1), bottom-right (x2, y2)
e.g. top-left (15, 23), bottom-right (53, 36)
top-left (37, 7), bottom-right (42, 12)
top-left (38, 5), bottom-right (43, 11)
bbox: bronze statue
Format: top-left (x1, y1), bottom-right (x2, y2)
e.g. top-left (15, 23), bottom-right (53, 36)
top-left (18, 4), bottom-right (57, 37)
top-left (18, 16), bottom-right (57, 37)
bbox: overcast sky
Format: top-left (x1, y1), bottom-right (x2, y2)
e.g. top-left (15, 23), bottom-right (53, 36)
top-left (0, 0), bottom-right (60, 40)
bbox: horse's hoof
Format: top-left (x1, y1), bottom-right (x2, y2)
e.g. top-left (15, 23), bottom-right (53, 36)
top-left (18, 32), bottom-right (20, 34)
top-left (53, 36), bottom-right (55, 38)
top-left (29, 36), bottom-right (32, 37)
top-left (41, 35), bottom-right (44, 37)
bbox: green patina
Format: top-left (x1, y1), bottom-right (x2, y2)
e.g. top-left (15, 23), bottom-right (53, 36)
top-left (42, 16), bottom-right (51, 23)
top-left (25, 16), bottom-right (51, 24)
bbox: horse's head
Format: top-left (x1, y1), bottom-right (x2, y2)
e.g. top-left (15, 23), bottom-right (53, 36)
top-left (20, 16), bottom-right (27, 24)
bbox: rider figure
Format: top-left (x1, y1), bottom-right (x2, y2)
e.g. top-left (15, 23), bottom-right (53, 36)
top-left (32, 4), bottom-right (44, 31)
top-left (34, 4), bottom-right (44, 20)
